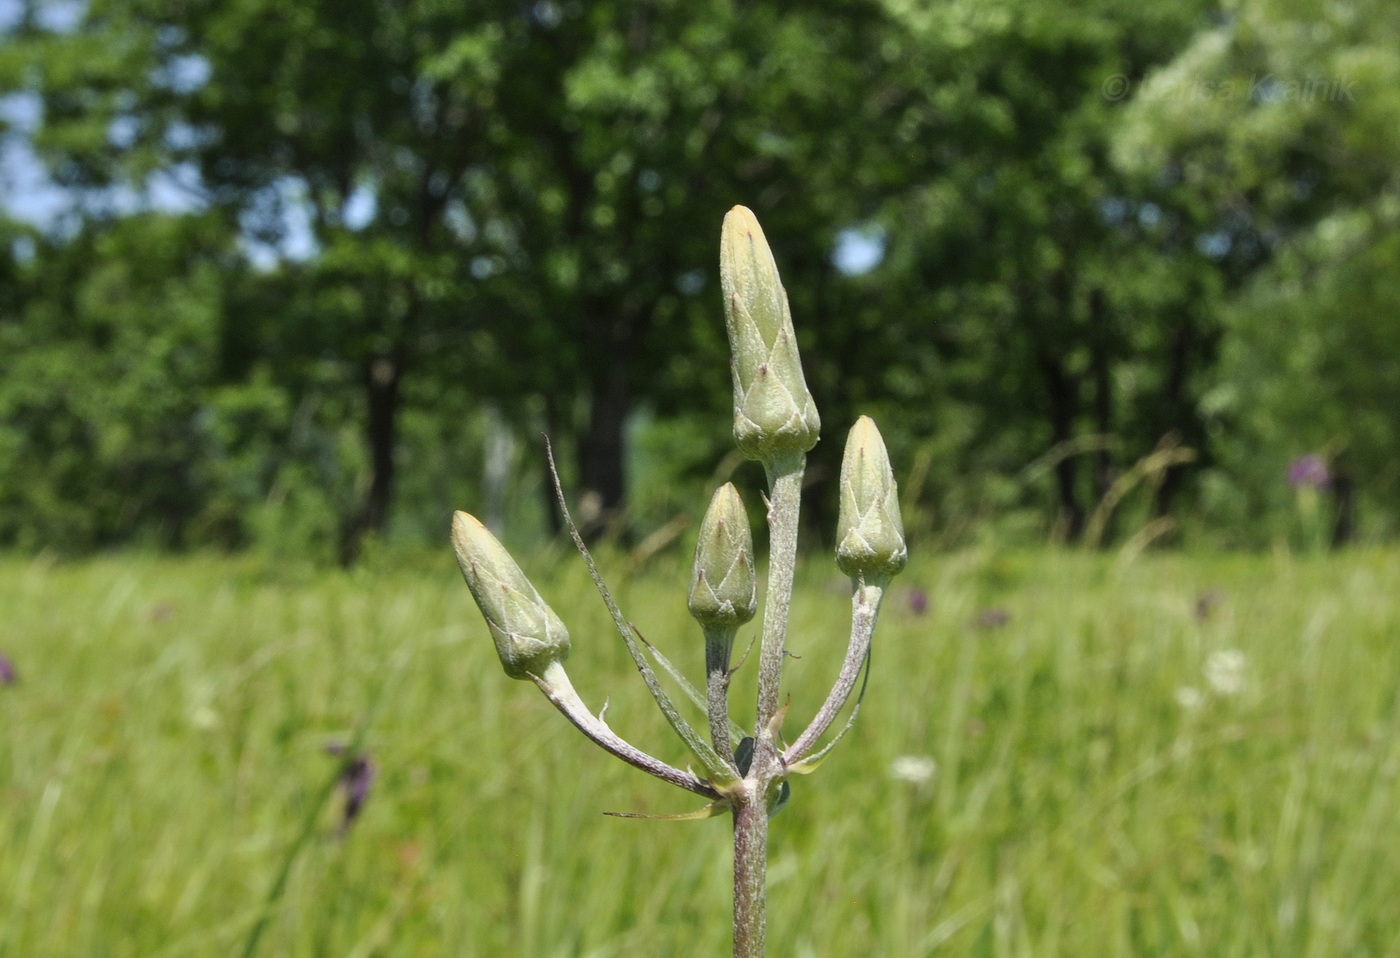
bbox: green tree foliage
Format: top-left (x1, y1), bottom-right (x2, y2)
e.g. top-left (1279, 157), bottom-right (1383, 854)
top-left (10, 0), bottom-right (908, 550)
top-left (0, 214), bottom-right (241, 549)
top-left (6, 0), bottom-right (503, 558)
top-left (1118, 0), bottom-right (1400, 541)
top-left (845, 0), bottom-right (1234, 543)
top-left (4, 0), bottom-right (1399, 554)
top-left (439, 0), bottom-right (905, 537)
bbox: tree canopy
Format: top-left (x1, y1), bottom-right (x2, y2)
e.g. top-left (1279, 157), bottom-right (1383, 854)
top-left (2, 0), bottom-right (1397, 555)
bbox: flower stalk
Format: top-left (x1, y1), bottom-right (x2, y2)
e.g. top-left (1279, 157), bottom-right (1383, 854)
top-left (688, 481), bottom-right (757, 761)
top-left (450, 205), bottom-right (906, 958)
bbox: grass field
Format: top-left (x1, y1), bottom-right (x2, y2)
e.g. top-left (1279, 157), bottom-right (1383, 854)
top-left (3, 545), bottom-right (1400, 957)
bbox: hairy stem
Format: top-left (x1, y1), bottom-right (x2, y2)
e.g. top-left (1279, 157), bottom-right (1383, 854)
top-left (733, 448), bottom-right (804, 958)
top-left (532, 662), bottom-right (721, 799)
top-left (784, 580), bottom-right (885, 764)
top-left (732, 789), bottom-right (768, 958)
top-left (546, 439), bottom-right (739, 787)
top-left (756, 451), bottom-right (805, 738)
top-left (705, 626), bottom-right (737, 762)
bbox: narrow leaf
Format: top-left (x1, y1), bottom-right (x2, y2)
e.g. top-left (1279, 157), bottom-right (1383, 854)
top-left (603, 801), bottom-right (730, 821)
top-left (545, 439), bottom-right (740, 788)
top-left (640, 633), bottom-right (748, 744)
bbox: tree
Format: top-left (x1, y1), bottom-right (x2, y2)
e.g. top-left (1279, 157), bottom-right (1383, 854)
top-left (0, 214), bottom-right (246, 549)
top-left (1117, 0), bottom-right (1400, 541)
top-left (13, 0), bottom-right (911, 549)
top-left (11, 0), bottom-right (498, 558)
top-left (841, 0), bottom-right (1228, 542)
top-left (465, 0), bottom-right (909, 537)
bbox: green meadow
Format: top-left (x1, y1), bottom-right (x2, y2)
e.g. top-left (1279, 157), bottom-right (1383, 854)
top-left (2, 547), bottom-right (1399, 957)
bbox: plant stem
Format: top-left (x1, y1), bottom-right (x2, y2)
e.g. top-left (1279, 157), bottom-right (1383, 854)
top-left (733, 449), bottom-right (804, 958)
top-left (705, 626), bottom-right (737, 761)
top-left (732, 788), bottom-right (768, 958)
top-left (546, 438), bottom-right (739, 787)
top-left (531, 662), bottom-right (722, 798)
top-left (755, 451), bottom-right (804, 736)
top-left (784, 580), bottom-right (885, 764)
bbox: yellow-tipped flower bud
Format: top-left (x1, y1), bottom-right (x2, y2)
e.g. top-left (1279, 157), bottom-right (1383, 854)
top-left (835, 416), bottom-right (907, 580)
top-left (451, 511), bottom-right (571, 679)
top-left (687, 483), bottom-right (758, 630)
top-left (720, 205), bottom-right (821, 463)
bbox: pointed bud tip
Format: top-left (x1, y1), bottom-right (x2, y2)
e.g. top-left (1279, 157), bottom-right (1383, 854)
top-left (722, 206), bottom-right (767, 260)
top-left (450, 510), bottom-right (571, 679)
top-left (720, 204), bottom-right (820, 463)
top-left (450, 508), bottom-right (480, 540)
top-left (688, 483), bottom-right (758, 630)
top-left (724, 204), bottom-right (761, 231)
top-left (835, 416), bottom-right (907, 580)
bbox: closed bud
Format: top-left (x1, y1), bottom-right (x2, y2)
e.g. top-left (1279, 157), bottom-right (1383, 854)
top-left (720, 206), bottom-right (820, 463)
top-left (688, 483), bottom-right (758, 630)
top-left (451, 511), bottom-right (571, 679)
top-left (835, 417), bottom-right (907, 580)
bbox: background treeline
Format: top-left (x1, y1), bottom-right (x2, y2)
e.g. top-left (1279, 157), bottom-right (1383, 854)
top-left (0, 0), bottom-right (1396, 561)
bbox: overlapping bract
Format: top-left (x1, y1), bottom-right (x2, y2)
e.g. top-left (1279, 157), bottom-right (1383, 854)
top-left (720, 205), bottom-right (821, 464)
top-left (688, 482), bottom-right (758, 630)
top-left (451, 511), bottom-right (571, 679)
top-left (835, 416), bottom-right (907, 580)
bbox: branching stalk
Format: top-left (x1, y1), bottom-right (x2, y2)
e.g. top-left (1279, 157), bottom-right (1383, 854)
top-left (546, 439), bottom-right (740, 789)
top-left (723, 449), bottom-right (805, 958)
top-left (755, 450), bottom-right (805, 737)
top-left (531, 661), bottom-right (722, 799)
top-left (784, 580), bottom-right (885, 764)
top-left (705, 626), bottom-right (738, 761)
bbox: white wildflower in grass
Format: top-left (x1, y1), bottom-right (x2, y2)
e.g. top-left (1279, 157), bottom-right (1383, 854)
top-left (189, 704), bottom-right (219, 730)
top-left (889, 755), bottom-right (937, 785)
top-left (1175, 686), bottom-right (1205, 710)
top-left (1204, 649), bottom-right (1247, 697)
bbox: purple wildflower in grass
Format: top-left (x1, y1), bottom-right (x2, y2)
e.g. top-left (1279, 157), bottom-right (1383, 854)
top-left (0, 653), bottom-right (15, 685)
top-left (1287, 455), bottom-right (1331, 490)
top-left (337, 755), bottom-right (376, 837)
top-left (975, 607), bottom-right (1010, 630)
top-left (324, 741), bottom-right (377, 836)
top-left (907, 587), bottom-right (929, 616)
top-left (1195, 589), bottom-right (1224, 622)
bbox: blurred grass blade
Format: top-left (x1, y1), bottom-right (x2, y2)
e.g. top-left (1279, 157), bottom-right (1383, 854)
top-left (239, 646), bottom-right (413, 958)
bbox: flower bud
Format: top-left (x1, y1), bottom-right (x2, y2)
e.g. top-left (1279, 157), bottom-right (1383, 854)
top-left (835, 417), bottom-right (907, 580)
top-left (720, 206), bottom-right (820, 463)
top-left (451, 511), bottom-right (571, 679)
top-left (688, 483), bottom-right (758, 630)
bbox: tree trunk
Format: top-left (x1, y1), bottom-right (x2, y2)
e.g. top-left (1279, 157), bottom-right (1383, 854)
top-left (1331, 472), bottom-right (1355, 548)
top-left (1088, 287), bottom-right (1117, 543)
top-left (539, 393), bottom-right (565, 538)
top-left (1038, 350), bottom-right (1084, 542)
top-left (1152, 317), bottom-right (1195, 523)
top-left (576, 346), bottom-right (631, 541)
top-left (341, 354), bottom-right (401, 565)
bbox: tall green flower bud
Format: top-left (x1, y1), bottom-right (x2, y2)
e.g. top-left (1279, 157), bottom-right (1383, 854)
top-left (835, 417), bottom-right (907, 580)
top-left (688, 483), bottom-right (757, 630)
top-left (451, 511), bottom-right (571, 679)
top-left (720, 206), bottom-right (820, 464)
